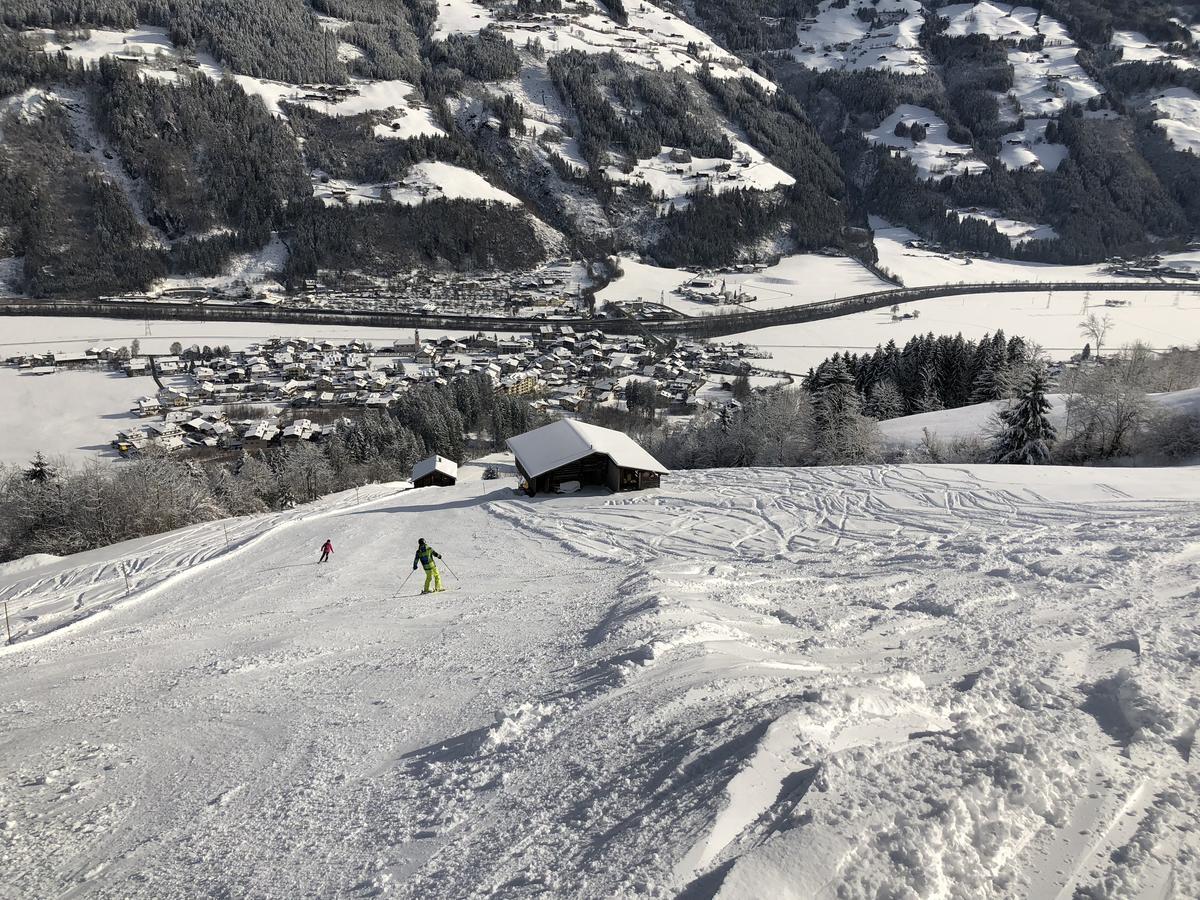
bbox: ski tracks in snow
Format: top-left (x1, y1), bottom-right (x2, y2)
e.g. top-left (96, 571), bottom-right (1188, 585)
top-left (418, 465), bottom-right (1200, 898)
top-left (3, 464), bottom-right (1200, 898)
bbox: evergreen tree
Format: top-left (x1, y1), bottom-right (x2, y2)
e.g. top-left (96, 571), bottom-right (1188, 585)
top-left (863, 380), bottom-right (904, 420)
top-left (23, 452), bottom-right (56, 483)
top-left (992, 370), bottom-right (1056, 465)
top-left (812, 359), bottom-right (877, 463)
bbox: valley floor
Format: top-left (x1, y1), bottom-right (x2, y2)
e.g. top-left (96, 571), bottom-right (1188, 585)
top-left (1, 461), bottom-right (1198, 898)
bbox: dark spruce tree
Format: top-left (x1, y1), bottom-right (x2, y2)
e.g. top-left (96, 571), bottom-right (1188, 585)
top-left (992, 370), bottom-right (1056, 465)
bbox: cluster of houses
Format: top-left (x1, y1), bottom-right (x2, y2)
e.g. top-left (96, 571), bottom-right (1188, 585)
top-left (101, 259), bottom-right (595, 319)
top-left (111, 412), bottom-right (329, 455)
top-left (7, 327), bottom-right (758, 456)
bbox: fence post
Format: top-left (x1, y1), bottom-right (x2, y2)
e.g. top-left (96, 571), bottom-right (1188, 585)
top-left (4, 602), bottom-right (11, 644)
top-left (223, 522), bottom-right (230, 548)
top-left (122, 564), bottom-right (132, 596)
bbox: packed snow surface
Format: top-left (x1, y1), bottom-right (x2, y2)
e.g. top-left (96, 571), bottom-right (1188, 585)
top-left (2, 461), bottom-right (1199, 897)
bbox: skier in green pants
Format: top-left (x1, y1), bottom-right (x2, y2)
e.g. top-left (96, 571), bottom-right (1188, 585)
top-left (413, 538), bottom-right (444, 594)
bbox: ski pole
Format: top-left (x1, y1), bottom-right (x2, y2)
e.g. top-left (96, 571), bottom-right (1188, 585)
top-left (440, 560), bottom-right (460, 583)
top-left (397, 569), bottom-right (415, 595)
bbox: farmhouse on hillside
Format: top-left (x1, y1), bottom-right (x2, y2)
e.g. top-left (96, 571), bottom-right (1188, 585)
top-left (507, 420), bottom-right (667, 496)
top-left (412, 455), bottom-right (458, 488)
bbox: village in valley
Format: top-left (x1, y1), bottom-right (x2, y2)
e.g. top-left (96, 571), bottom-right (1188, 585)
top-left (3, 325), bottom-right (769, 458)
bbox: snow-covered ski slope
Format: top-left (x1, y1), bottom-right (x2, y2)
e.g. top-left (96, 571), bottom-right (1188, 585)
top-left (2, 460), bottom-right (1199, 898)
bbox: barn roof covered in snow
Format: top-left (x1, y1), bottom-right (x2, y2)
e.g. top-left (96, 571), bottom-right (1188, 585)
top-left (506, 419), bottom-right (668, 478)
top-left (412, 455), bottom-right (458, 481)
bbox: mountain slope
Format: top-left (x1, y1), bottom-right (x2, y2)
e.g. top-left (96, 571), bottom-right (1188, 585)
top-left (3, 459), bottom-right (1199, 898)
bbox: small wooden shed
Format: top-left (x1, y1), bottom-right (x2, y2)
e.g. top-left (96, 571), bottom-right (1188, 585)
top-left (412, 455), bottom-right (458, 488)
top-left (506, 419), bottom-right (667, 497)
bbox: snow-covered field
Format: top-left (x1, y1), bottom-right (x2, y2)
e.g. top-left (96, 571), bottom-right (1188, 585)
top-left (878, 387), bottom-right (1200, 451)
top-left (31, 26), bottom-right (444, 130)
top-left (790, 0), bottom-right (927, 75)
top-left (867, 106), bottom-right (988, 180)
top-left (437, 0), bottom-right (769, 89)
top-left (0, 368), bottom-right (146, 466)
top-left (1112, 31), bottom-right (1197, 70)
top-left (598, 254), bottom-right (891, 314)
top-left (0, 317), bottom-right (515, 358)
top-left (953, 209), bottom-right (1058, 244)
top-left (312, 161), bottom-right (521, 207)
top-left (1150, 88), bottom-right (1200, 155)
top-left (998, 118), bottom-right (1069, 173)
top-left (2, 461), bottom-right (1198, 897)
top-left (605, 142), bottom-right (793, 207)
top-left (727, 289), bottom-right (1200, 373)
top-left (872, 219), bottom-right (1200, 287)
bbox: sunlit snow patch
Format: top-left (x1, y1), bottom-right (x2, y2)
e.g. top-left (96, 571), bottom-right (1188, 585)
top-left (605, 142), bottom-right (793, 207)
top-left (867, 105), bottom-right (988, 179)
top-left (1150, 87), bottom-right (1200, 154)
top-left (313, 161), bottom-right (520, 206)
top-left (1110, 30), bottom-right (1197, 70)
top-left (791, 0), bottom-right (928, 75)
top-left (998, 119), bottom-right (1068, 172)
top-left (952, 209), bottom-right (1058, 245)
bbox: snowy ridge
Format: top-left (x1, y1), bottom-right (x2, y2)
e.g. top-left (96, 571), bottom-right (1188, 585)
top-left (2, 464), bottom-right (1199, 897)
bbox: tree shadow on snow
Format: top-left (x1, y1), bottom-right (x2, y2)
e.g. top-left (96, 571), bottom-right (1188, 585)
top-left (346, 487), bottom-right (515, 516)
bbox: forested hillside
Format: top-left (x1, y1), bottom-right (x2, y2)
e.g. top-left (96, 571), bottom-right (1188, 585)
top-left (1, 0), bottom-right (1199, 297)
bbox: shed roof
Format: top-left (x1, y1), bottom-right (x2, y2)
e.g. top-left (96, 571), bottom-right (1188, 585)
top-left (506, 419), bottom-right (668, 479)
top-left (412, 455), bottom-right (458, 481)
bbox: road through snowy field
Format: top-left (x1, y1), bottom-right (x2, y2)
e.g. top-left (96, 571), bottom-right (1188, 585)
top-left (2, 461), bottom-right (1199, 898)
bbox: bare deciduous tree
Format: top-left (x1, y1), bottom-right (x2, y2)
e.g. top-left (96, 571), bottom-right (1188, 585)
top-left (1079, 313), bottom-right (1114, 360)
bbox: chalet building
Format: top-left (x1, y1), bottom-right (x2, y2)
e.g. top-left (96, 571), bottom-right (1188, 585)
top-left (507, 420), bottom-right (667, 496)
top-left (411, 455), bottom-right (459, 488)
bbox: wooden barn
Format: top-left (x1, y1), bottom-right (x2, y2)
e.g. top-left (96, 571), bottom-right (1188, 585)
top-left (412, 455), bottom-right (458, 488)
top-left (507, 420), bottom-right (667, 496)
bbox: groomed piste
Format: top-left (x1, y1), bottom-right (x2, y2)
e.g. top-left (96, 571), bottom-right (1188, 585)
top-left (2, 458), bottom-right (1199, 898)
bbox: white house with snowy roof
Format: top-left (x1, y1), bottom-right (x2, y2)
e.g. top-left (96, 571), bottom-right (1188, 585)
top-left (506, 419), bottom-right (667, 496)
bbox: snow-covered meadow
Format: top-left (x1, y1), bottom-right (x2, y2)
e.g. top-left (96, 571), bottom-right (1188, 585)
top-left (878, 387), bottom-right (1200, 451)
top-left (0, 368), bottom-right (144, 466)
top-left (871, 219), bottom-right (1200, 287)
top-left (311, 161), bottom-right (521, 207)
top-left (867, 105), bottom-right (988, 180)
top-left (2, 461), bottom-right (1198, 897)
top-left (598, 254), bottom-right (892, 314)
top-left (726, 288), bottom-right (1200, 374)
top-left (998, 119), bottom-right (1069, 173)
top-left (790, 0), bottom-right (928, 75)
top-left (1150, 88), bottom-right (1200, 155)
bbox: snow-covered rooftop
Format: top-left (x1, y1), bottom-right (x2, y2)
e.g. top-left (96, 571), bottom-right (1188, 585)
top-left (412, 454), bottom-right (459, 481)
top-left (507, 419), bottom-right (668, 478)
